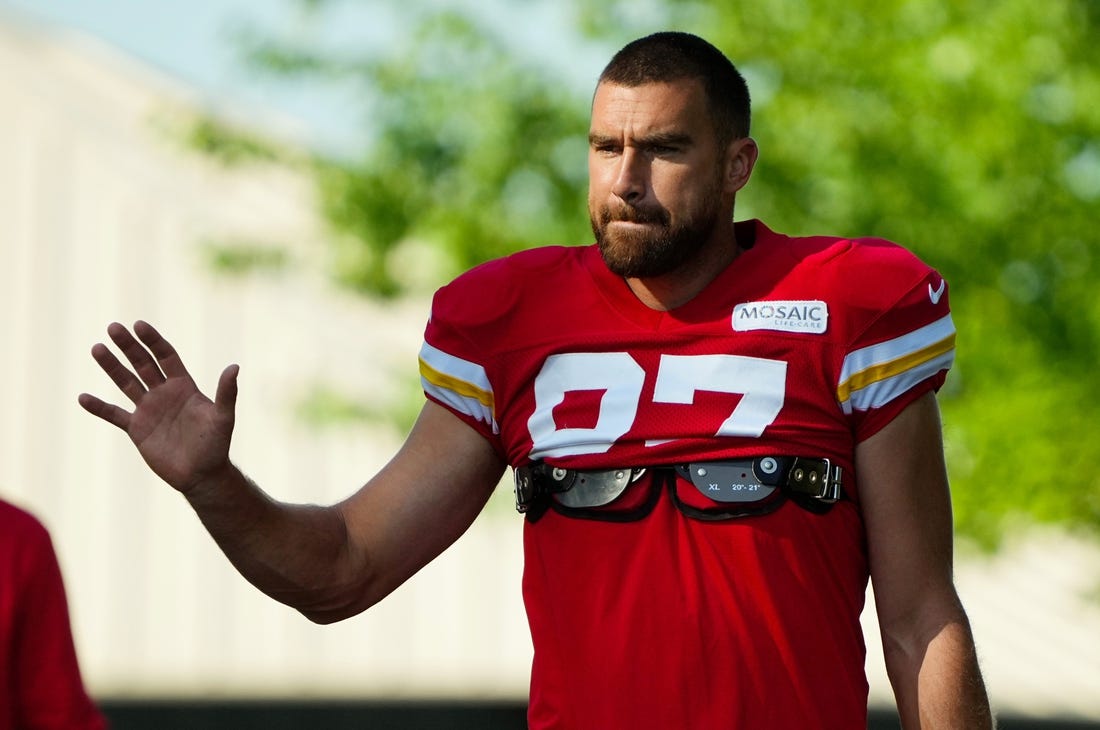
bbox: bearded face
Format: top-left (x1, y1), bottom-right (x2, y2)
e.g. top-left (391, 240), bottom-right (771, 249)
top-left (590, 178), bottom-right (724, 279)
top-left (586, 80), bottom-right (747, 280)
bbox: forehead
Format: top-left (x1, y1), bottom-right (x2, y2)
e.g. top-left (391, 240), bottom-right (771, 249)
top-left (589, 80), bottom-right (710, 138)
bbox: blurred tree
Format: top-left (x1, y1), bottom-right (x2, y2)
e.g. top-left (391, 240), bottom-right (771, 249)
top-left (203, 0), bottom-right (1099, 547)
top-left (231, 7), bottom-right (594, 295)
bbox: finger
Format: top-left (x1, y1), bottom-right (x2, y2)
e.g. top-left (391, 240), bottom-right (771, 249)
top-left (77, 392), bottom-right (132, 431)
top-left (133, 320), bottom-right (193, 381)
top-left (108, 322), bottom-right (167, 389)
top-left (90, 341), bottom-right (148, 406)
top-left (215, 364), bottom-right (239, 413)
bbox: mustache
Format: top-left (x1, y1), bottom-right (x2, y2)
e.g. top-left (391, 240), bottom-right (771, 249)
top-left (600, 204), bottom-right (669, 225)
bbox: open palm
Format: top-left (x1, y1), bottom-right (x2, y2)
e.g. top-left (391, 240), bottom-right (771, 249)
top-left (78, 321), bottom-right (238, 493)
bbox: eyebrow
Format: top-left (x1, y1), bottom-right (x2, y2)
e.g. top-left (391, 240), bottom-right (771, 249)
top-left (588, 131), bottom-right (694, 147)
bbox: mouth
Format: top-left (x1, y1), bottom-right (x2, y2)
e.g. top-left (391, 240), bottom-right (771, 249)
top-left (605, 210), bottom-right (668, 227)
top-left (609, 219), bottom-right (659, 227)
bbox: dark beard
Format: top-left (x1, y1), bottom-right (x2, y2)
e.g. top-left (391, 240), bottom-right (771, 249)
top-left (591, 197), bottom-right (722, 278)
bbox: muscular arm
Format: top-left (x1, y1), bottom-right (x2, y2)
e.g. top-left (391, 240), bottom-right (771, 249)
top-left (184, 401), bottom-right (504, 623)
top-left (80, 321), bottom-right (505, 624)
top-left (857, 391), bottom-right (994, 728)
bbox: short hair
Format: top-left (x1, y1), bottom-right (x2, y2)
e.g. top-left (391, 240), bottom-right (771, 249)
top-left (598, 32), bottom-right (751, 144)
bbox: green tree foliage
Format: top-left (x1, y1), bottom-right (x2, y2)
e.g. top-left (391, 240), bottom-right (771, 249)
top-left (226, 0), bottom-right (1099, 546)
top-left (236, 8), bottom-right (592, 295)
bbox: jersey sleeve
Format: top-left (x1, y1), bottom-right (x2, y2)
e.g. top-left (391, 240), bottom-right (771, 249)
top-left (836, 243), bottom-right (955, 441)
top-left (418, 265), bottom-right (506, 457)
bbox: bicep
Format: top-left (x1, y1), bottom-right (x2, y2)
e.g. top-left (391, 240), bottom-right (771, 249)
top-left (338, 400), bottom-right (507, 607)
top-left (858, 391), bottom-right (961, 635)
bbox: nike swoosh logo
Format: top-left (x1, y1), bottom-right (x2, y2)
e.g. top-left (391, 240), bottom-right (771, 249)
top-left (928, 279), bottom-right (946, 304)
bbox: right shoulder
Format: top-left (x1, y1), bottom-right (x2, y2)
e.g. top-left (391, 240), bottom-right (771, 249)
top-left (430, 245), bottom-right (590, 328)
top-left (446, 245), bottom-right (585, 289)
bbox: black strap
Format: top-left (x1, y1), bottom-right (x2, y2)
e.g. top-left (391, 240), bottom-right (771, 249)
top-left (516, 457), bottom-right (844, 523)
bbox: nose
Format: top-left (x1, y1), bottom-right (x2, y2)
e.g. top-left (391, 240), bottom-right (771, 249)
top-left (611, 148), bottom-right (647, 204)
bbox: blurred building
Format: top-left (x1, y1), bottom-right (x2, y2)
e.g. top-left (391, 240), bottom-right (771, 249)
top-left (0, 8), bottom-right (1097, 724)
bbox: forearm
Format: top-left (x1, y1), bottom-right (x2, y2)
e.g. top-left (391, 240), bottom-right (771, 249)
top-left (80, 326), bottom-right (499, 625)
top-left (182, 463), bottom-right (368, 623)
top-left (884, 608), bottom-right (994, 729)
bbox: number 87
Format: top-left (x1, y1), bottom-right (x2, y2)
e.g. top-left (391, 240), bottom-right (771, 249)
top-left (527, 352), bottom-right (787, 460)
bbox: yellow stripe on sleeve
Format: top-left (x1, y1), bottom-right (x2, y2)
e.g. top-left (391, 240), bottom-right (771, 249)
top-left (419, 357), bottom-right (496, 411)
top-left (837, 332), bottom-right (956, 404)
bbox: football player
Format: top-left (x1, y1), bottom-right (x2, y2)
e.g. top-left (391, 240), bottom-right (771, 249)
top-left (81, 31), bottom-right (992, 729)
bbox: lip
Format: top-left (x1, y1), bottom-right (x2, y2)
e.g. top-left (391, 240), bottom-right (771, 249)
top-left (609, 219), bottom-right (660, 227)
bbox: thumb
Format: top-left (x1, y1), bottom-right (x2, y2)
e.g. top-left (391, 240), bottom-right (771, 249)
top-left (214, 364), bottom-right (240, 412)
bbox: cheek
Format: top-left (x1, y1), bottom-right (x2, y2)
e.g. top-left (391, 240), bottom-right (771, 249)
top-left (586, 184), bottom-right (600, 213)
top-left (587, 158), bottom-right (612, 195)
top-left (649, 170), bottom-right (694, 208)
top-left (666, 168), bottom-right (719, 208)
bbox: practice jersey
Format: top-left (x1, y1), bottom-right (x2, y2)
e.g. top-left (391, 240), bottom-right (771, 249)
top-left (420, 219), bottom-right (954, 729)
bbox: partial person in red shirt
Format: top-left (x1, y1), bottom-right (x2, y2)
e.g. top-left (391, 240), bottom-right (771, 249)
top-left (0, 498), bottom-right (106, 730)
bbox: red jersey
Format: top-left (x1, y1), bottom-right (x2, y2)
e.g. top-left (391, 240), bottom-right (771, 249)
top-left (420, 220), bottom-right (954, 728)
top-left (0, 500), bottom-right (107, 730)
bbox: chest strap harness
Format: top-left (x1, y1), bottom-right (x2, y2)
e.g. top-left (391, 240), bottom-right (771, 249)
top-left (514, 457), bottom-right (844, 523)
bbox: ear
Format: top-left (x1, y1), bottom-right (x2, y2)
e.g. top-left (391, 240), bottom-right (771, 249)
top-left (723, 137), bottom-right (759, 194)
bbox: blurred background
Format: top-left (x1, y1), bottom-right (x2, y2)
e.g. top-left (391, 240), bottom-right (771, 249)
top-left (0, 0), bottom-right (1097, 727)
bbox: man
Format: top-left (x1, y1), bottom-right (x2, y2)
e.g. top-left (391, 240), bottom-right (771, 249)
top-left (0, 498), bottom-right (107, 730)
top-left (80, 32), bottom-right (992, 728)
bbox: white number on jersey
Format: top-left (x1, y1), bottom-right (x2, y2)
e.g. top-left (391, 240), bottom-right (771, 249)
top-left (528, 352), bottom-right (787, 460)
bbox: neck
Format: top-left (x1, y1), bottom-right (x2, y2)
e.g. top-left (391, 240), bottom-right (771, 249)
top-left (624, 223), bottom-right (741, 311)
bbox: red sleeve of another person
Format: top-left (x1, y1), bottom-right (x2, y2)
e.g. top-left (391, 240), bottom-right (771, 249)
top-left (0, 501), bottom-right (106, 730)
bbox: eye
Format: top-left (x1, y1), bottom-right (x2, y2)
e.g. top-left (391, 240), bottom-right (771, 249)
top-left (647, 142), bottom-right (686, 157)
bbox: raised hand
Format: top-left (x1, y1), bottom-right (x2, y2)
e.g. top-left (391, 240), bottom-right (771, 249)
top-left (78, 321), bottom-right (239, 494)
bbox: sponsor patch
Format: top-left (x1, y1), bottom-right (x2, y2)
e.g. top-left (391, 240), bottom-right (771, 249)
top-left (733, 300), bottom-right (828, 334)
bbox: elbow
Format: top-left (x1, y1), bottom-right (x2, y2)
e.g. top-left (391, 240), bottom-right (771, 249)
top-left (878, 593), bottom-right (973, 676)
top-left (300, 607), bottom-right (355, 625)
top-left (291, 518), bottom-right (390, 624)
top-left (296, 592), bottom-right (377, 625)
top-left (296, 584), bottom-right (384, 624)
top-left (281, 518), bottom-right (411, 625)
top-left (293, 576), bottom-right (388, 625)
